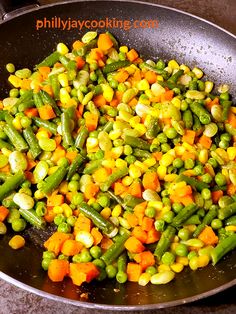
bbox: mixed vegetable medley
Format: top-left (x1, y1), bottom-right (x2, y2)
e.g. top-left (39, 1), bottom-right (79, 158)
top-left (0, 31), bottom-right (236, 287)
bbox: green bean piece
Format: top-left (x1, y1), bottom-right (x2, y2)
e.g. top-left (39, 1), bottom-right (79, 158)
top-left (184, 214), bottom-right (201, 225)
top-left (22, 126), bottom-right (42, 159)
top-left (0, 139), bottom-right (14, 151)
top-left (4, 123), bottom-right (29, 152)
top-left (73, 39), bottom-right (97, 57)
top-left (96, 69), bottom-right (106, 84)
top-left (18, 100), bottom-right (35, 112)
top-left (142, 62), bottom-right (165, 75)
top-left (102, 121), bottom-right (113, 133)
top-left (101, 232), bottom-right (130, 265)
top-left (146, 116), bottom-right (160, 139)
top-left (211, 234), bottom-right (236, 265)
top-left (154, 226), bottom-right (176, 260)
top-left (123, 195), bottom-right (144, 208)
top-left (36, 51), bottom-right (60, 68)
top-left (32, 117), bottom-right (57, 135)
top-left (40, 90), bottom-right (61, 116)
top-left (124, 135), bottom-right (150, 150)
top-left (79, 202), bottom-right (115, 234)
top-left (100, 167), bottom-right (129, 192)
top-left (225, 215), bottom-right (236, 226)
top-left (33, 92), bottom-right (44, 109)
top-left (3, 112), bottom-right (14, 124)
top-left (66, 154), bottom-right (84, 181)
top-left (171, 204), bottom-right (198, 228)
top-left (75, 126), bottom-right (89, 149)
top-left (193, 206), bottom-right (218, 237)
top-left (107, 190), bottom-right (132, 211)
top-left (59, 55), bottom-right (77, 71)
top-left (221, 100), bottom-right (232, 121)
top-left (183, 110), bottom-right (193, 129)
top-left (0, 172), bottom-right (11, 182)
top-left (41, 166), bottom-right (68, 195)
top-left (50, 75), bottom-right (60, 101)
top-left (14, 90), bottom-right (33, 108)
top-left (189, 101), bottom-right (211, 125)
top-left (83, 159), bottom-right (103, 175)
top-left (103, 60), bottom-right (131, 74)
top-left (193, 114), bottom-right (202, 132)
top-left (61, 111), bottom-right (74, 148)
top-left (19, 208), bottom-right (46, 229)
top-left (0, 171), bottom-right (25, 201)
top-left (168, 69), bottom-right (184, 84)
top-left (178, 174), bottom-right (209, 192)
top-left (133, 148), bottom-right (152, 159)
top-left (218, 202), bottom-right (236, 220)
top-left (106, 31), bottom-right (119, 49)
top-left (116, 252), bottom-right (128, 283)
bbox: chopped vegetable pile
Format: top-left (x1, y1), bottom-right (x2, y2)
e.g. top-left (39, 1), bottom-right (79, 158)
top-left (0, 31), bottom-right (236, 287)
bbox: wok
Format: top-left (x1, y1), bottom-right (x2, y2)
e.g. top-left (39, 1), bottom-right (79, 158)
top-left (0, 0), bottom-right (235, 310)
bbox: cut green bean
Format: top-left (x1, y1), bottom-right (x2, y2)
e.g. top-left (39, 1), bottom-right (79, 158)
top-left (211, 234), bottom-right (236, 265)
top-left (19, 208), bottom-right (46, 229)
top-left (0, 171), bottom-right (25, 201)
top-left (23, 126), bottom-right (42, 159)
top-left (100, 167), bottom-right (129, 192)
top-left (103, 60), bottom-right (131, 74)
top-left (32, 117), bottom-right (57, 135)
top-left (36, 51), bottom-right (60, 68)
top-left (4, 123), bottom-right (29, 152)
top-left (61, 111), bottom-right (74, 148)
top-left (171, 204), bottom-right (198, 228)
top-left (218, 202), bottom-right (236, 220)
top-left (66, 154), bottom-right (84, 181)
top-left (75, 126), bottom-right (89, 149)
top-left (124, 135), bottom-right (150, 150)
top-left (178, 174), bottom-right (209, 192)
top-left (154, 226), bottom-right (176, 260)
top-left (193, 206), bottom-right (218, 237)
top-left (41, 166), bottom-right (68, 194)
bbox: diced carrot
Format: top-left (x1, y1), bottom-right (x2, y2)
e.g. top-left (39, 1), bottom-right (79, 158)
top-left (47, 194), bottom-right (64, 207)
top-left (92, 167), bottom-right (110, 184)
top-left (65, 192), bottom-right (74, 203)
top-left (126, 213), bottom-right (139, 228)
top-left (113, 181), bottom-right (127, 195)
top-left (42, 85), bottom-right (53, 97)
top-left (124, 236), bottom-right (145, 253)
top-left (198, 226), bottom-right (219, 246)
top-left (127, 262), bottom-right (142, 282)
top-left (91, 228), bottom-right (103, 245)
top-left (145, 71), bottom-right (157, 84)
top-left (227, 111), bottom-right (236, 128)
top-left (142, 172), bottom-right (160, 191)
top-left (66, 151), bottom-right (78, 164)
top-left (0, 206), bottom-right (9, 222)
top-left (206, 97), bottom-right (219, 111)
top-left (97, 33), bottom-right (113, 51)
top-left (38, 104), bottom-right (56, 120)
top-left (51, 146), bottom-right (66, 163)
top-left (100, 236), bottom-right (113, 250)
top-left (48, 259), bottom-right (69, 282)
top-left (128, 181), bottom-right (142, 198)
top-left (90, 48), bottom-right (104, 61)
top-left (110, 98), bottom-right (119, 107)
top-left (44, 207), bottom-right (56, 223)
top-left (78, 104), bottom-right (84, 116)
top-left (211, 190), bottom-right (224, 203)
top-left (38, 66), bottom-right (51, 79)
top-left (181, 194), bottom-right (194, 206)
top-left (199, 134), bottom-right (212, 149)
top-left (24, 171), bottom-right (36, 184)
top-left (146, 228), bottom-right (161, 244)
top-left (227, 183), bottom-right (236, 197)
top-left (126, 49), bottom-right (139, 62)
top-left (161, 90), bottom-right (174, 102)
top-left (85, 112), bottom-right (99, 131)
top-left (61, 239), bottom-right (83, 256)
top-left (134, 251), bottom-right (155, 270)
top-left (115, 70), bottom-right (129, 83)
top-left (133, 69), bottom-right (142, 81)
top-left (74, 214), bottom-right (92, 233)
top-left (75, 56), bottom-right (85, 70)
top-left (44, 232), bottom-right (71, 256)
top-left (72, 40), bottom-right (84, 50)
top-left (132, 226), bottom-right (148, 243)
top-left (182, 130), bottom-right (196, 145)
top-left (84, 182), bottom-right (99, 200)
top-left (69, 262), bottom-right (100, 286)
top-left (141, 217), bottom-right (154, 232)
top-left (115, 90), bottom-right (123, 102)
top-left (181, 151), bottom-right (196, 161)
top-left (152, 151), bottom-right (163, 161)
top-left (24, 107), bottom-right (38, 118)
top-left (93, 94), bottom-right (107, 107)
top-left (128, 97), bottom-right (138, 107)
top-left (173, 185), bottom-right (192, 198)
top-left (134, 202), bottom-right (148, 225)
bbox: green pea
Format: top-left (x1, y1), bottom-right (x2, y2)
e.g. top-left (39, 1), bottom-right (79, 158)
top-left (220, 133), bottom-right (231, 142)
top-left (12, 218), bottom-right (26, 232)
top-left (173, 158), bottom-right (184, 168)
top-left (220, 92), bottom-right (230, 101)
top-left (162, 197), bottom-right (171, 206)
top-left (58, 254), bottom-right (69, 260)
top-left (79, 249), bottom-right (92, 262)
top-left (161, 252), bottom-right (175, 265)
top-left (172, 202), bottom-right (183, 214)
top-left (215, 173), bottom-right (227, 186)
top-left (93, 258), bottom-right (106, 269)
top-left (165, 127), bottom-right (177, 139)
top-left (188, 251), bottom-right (197, 260)
top-left (175, 243), bottom-right (188, 257)
top-left (97, 195), bottom-right (110, 208)
top-left (72, 254), bottom-right (82, 263)
top-left (184, 158), bottom-right (195, 170)
top-left (106, 265), bottom-right (117, 278)
top-left (211, 218), bottom-right (223, 230)
top-left (67, 215), bottom-right (77, 227)
top-left (90, 71), bottom-right (97, 81)
top-left (116, 271), bottom-right (127, 283)
top-left (54, 214), bottom-right (66, 226)
top-left (79, 84), bottom-right (88, 94)
top-left (201, 188), bottom-right (211, 200)
top-left (208, 157), bottom-right (218, 168)
top-left (201, 173), bottom-right (212, 184)
top-left (20, 116), bottom-right (32, 128)
top-left (145, 207), bottom-right (156, 218)
top-left (219, 140), bottom-right (229, 149)
top-left (124, 145), bottom-right (133, 155)
top-left (162, 211), bottom-right (175, 224)
top-left (89, 130), bottom-right (99, 138)
top-left (6, 63), bottom-right (15, 73)
top-left (178, 228), bottom-right (190, 241)
top-left (156, 59), bottom-right (165, 70)
top-left (43, 251), bottom-right (56, 260)
top-left (193, 164), bottom-right (204, 175)
top-left (161, 143), bottom-right (171, 153)
top-left (145, 266), bottom-right (157, 276)
top-left (94, 149), bottom-right (104, 159)
top-left (118, 52), bottom-right (126, 61)
top-left (90, 246), bottom-right (102, 259)
top-left (125, 155), bottom-right (136, 164)
top-left (157, 133), bottom-right (167, 143)
top-left (41, 258), bottom-right (52, 271)
top-left (68, 180), bottom-right (79, 192)
top-left (57, 222), bottom-right (71, 233)
top-left (154, 219), bottom-right (165, 232)
top-left (9, 88), bottom-right (19, 98)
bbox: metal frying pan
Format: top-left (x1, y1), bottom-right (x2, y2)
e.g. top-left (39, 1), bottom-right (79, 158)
top-left (0, 0), bottom-right (235, 310)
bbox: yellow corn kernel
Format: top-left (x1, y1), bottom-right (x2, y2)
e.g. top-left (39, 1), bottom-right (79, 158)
top-left (112, 204), bottom-right (122, 217)
top-left (176, 256), bottom-right (189, 266)
top-left (36, 130), bottom-right (50, 140)
top-left (134, 160), bottom-right (148, 172)
top-left (57, 42), bottom-right (69, 55)
top-left (158, 264), bottom-right (171, 272)
top-left (58, 73), bottom-right (69, 87)
top-left (205, 81), bottom-right (214, 93)
top-left (129, 116), bottom-right (141, 128)
top-left (215, 148), bottom-right (229, 163)
top-left (109, 129), bottom-right (122, 140)
top-left (170, 242), bottom-right (178, 252)
top-left (1, 148), bottom-right (11, 157)
top-left (137, 79), bottom-right (150, 91)
top-left (53, 206), bottom-right (63, 214)
top-left (227, 147), bottom-right (236, 161)
top-left (175, 145), bottom-right (186, 156)
top-left (9, 235), bottom-right (25, 250)
top-left (179, 64), bottom-right (190, 73)
top-left (59, 181), bottom-right (68, 194)
top-left (12, 117), bottom-right (22, 130)
top-left (170, 181), bottom-right (187, 192)
top-left (103, 84), bottom-right (114, 102)
top-left (168, 60), bottom-right (179, 70)
top-left (156, 75), bottom-right (164, 81)
top-left (102, 159), bottom-right (116, 169)
top-left (160, 154), bottom-right (174, 167)
top-left (48, 166), bottom-right (59, 175)
top-left (86, 137), bottom-right (99, 149)
top-left (185, 224), bottom-right (197, 232)
top-left (192, 67), bottom-right (203, 79)
top-left (62, 203), bottom-right (73, 218)
top-left (143, 157), bottom-right (156, 168)
top-left (173, 235), bottom-right (179, 243)
top-left (87, 197), bottom-right (96, 206)
top-left (182, 142), bottom-right (196, 153)
top-left (197, 255), bottom-right (210, 268)
top-left (171, 263), bottom-right (184, 273)
top-left (148, 201), bottom-right (163, 210)
top-left (8, 75), bottom-right (21, 88)
top-left (164, 174), bottom-right (178, 182)
top-left (100, 207), bottom-right (111, 219)
top-left (34, 189), bottom-right (45, 200)
top-left (60, 87), bottom-right (71, 104)
top-left (118, 217), bottom-right (131, 229)
top-left (145, 89), bottom-right (154, 99)
top-left (112, 146), bottom-right (124, 159)
top-left (198, 149), bottom-right (208, 164)
top-left (157, 165), bottom-right (167, 180)
top-left (222, 168), bottom-right (230, 183)
top-left (225, 225), bottom-right (236, 232)
top-left (134, 123), bottom-right (147, 136)
top-left (129, 164), bottom-right (142, 178)
top-left (171, 97), bottom-right (181, 109)
top-left (138, 273), bottom-right (151, 286)
top-left (120, 45), bottom-right (128, 53)
top-left (125, 65), bottom-right (136, 75)
top-left (231, 107), bottom-right (236, 114)
top-left (122, 176), bottom-right (133, 186)
top-left (115, 158), bottom-right (127, 169)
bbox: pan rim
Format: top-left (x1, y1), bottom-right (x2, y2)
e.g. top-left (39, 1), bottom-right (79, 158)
top-left (0, 0), bottom-right (235, 40)
top-left (0, 0), bottom-right (235, 310)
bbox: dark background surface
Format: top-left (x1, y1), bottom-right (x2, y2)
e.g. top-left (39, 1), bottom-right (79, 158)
top-left (0, 0), bottom-right (235, 313)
